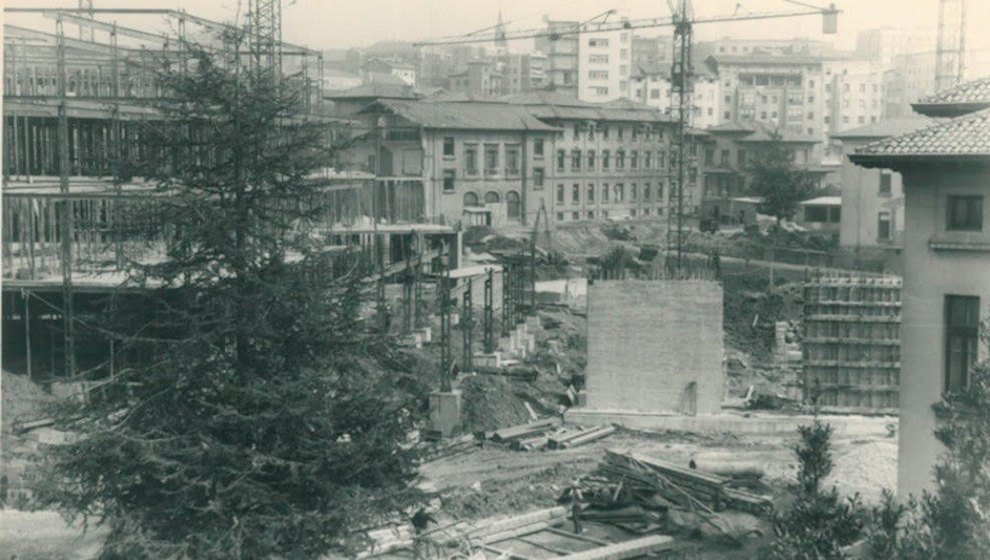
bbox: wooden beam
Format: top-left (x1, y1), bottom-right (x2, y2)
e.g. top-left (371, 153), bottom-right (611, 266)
top-left (558, 535), bottom-right (674, 560)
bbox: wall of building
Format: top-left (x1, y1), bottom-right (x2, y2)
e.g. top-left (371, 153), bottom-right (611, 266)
top-left (585, 280), bottom-right (724, 415)
top-left (547, 120), bottom-right (682, 224)
top-left (577, 28), bottom-right (633, 102)
top-left (838, 138), bottom-right (905, 248)
top-left (898, 168), bottom-right (990, 497)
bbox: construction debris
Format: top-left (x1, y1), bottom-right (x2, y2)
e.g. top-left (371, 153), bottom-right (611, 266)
top-left (547, 426), bottom-right (616, 449)
top-left (487, 421), bottom-right (616, 452)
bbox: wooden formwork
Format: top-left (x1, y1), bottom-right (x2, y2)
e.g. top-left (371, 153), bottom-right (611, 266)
top-left (802, 271), bottom-right (902, 412)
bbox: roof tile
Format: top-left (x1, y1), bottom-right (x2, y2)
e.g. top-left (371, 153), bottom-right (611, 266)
top-left (854, 109), bottom-right (990, 157)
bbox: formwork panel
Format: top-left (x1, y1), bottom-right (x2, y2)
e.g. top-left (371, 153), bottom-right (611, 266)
top-left (802, 273), bottom-right (902, 412)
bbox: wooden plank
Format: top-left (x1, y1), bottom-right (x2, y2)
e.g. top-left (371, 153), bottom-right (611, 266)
top-left (558, 535), bottom-right (674, 559)
top-left (481, 544), bottom-right (536, 560)
top-left (545, 527), bottom-right (612, 547)
top-left (515, 535), bottom-right (574, 555)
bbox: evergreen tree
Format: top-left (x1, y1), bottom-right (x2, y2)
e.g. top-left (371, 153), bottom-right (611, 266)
top-left (35, 33), bottom-right (427, 559)
top-left (746, 132), bottom-right (819, 224)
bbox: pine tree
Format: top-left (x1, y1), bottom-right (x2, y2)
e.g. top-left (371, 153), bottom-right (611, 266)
top-left (745, 132), bottom-right (819, 225)
top-left (35, 33), bottom-right (428, 559)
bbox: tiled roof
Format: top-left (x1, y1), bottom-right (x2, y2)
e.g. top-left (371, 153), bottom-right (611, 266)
top-left (325, 82), bottom-right (418, 100)
top-left (912, 77), bottom-right (990, 117)
top-left (851, 108), bottom-right (990, 163)
top-left (503, 92), bottom-right (670, 123)
top-left (707, 121), bottom-right (756, 133)
top-left (359, 100), bottom-right (559, 132)
top-left (830, 117), bottom-right (934, 139)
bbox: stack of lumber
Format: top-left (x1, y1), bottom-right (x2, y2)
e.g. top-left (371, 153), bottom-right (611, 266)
top-left (489, 421), bottom-right (616, 452)
top-left (598, 449), bottom-right (772, 516)
top-left (473, 364), bottom-right (539, 381)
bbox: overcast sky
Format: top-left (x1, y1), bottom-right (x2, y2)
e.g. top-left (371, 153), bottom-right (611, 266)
top-left (5, 0), bottom-right (989, 76)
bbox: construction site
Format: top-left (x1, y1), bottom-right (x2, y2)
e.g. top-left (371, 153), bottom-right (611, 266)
top-left (0, 2), bottom-right (916, 560)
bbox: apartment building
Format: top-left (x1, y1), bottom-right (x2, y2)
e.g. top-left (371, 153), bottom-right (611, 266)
top-left (631, 66), bottom-right (721, 129)
top-left (832, 117), bottom-right (932, 250)
top-left (535, 19), bottom-right (580, 99)
top-left (849, 77), bottom-right (990, 498)
top-left (883, 51), bottom-right (938, 118)
top-left (823, 58), bottom-right (885, 136)
top-left (705, 53), bottom-right (827, 159)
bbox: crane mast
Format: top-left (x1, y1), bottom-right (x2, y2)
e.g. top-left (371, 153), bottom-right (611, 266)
top-left (249, 0), bottom-right (282, 75)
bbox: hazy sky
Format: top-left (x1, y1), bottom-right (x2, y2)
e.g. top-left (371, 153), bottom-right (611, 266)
top-left (5, 0), bottom-right (989, 75)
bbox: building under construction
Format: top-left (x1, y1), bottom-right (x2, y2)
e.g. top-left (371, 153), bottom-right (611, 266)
top-left (1, 7), bottom-right (462, 381)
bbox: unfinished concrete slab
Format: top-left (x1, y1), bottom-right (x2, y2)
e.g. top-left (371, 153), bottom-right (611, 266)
top-left (585, 280), bottom-right (724, 416)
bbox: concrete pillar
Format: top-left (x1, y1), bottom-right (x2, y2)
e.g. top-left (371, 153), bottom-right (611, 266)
top-left (428, 390), bottom-right (462, 438)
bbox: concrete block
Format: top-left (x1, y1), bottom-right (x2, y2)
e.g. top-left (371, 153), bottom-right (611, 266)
top-left (525, 334), bottom-right (536, 353)
top-left (417, 327), bottom-right (432, 343)
top-left (586, 280), bottom-right (724, 415)
top-left (428, 390), bottom-right (462, 438)
top-left (474, 352), bottom-right (503, 368)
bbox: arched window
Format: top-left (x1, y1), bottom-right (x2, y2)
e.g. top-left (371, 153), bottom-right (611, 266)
top-left (463, 191), bottom-right (479, 207)
top-left (506, 191), bottom-right (521, 222)
top-left (484, 191), bottom-right (501, 204)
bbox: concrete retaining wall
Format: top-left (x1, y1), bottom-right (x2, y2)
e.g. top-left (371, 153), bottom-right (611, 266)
top-left (585, 280), bottom-right (724, 415)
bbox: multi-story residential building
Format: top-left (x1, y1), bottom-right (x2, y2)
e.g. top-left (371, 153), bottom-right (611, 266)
top-left (447, 61), bottom-right (503, 97)
top-left (823, 58), bottom-right (885, 136)
top-left (706, 53), bottom-right (828, 158)
top-left (631, 65), bottom-right (720, 129)
top-left (535, 18), bottom-right (580, 99)
top-left (699, 121), bottom-right (820, 225)
top-left (505, 92), bottom-right (691, 223)
top-left (631, 35), bottom-right (669, 72)
top-left (883, 51), bottom-right (938, 118)
top-left (849, 77), bottom-right (990, 498)
top-left (695, 37), bottom-right (832, 60)
top-left (831, 117), bottom-right (932, 250)
top-left (539, 17), bottom-right (633, 102)
top-left (352, 99), bottom-right (559, 227)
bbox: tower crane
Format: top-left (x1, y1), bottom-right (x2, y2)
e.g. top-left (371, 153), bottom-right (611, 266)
top-left (413, 1), bottom-right (839, 269)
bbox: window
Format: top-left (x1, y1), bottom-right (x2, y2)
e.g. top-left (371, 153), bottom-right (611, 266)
top-left (615, 183), bottom-right (624, 202)
top-left (588, 211), bottom-right (595, 219)
top-left (630, 209), bottom-right (637, 217)
top-left (644, 182), bottom-right (651, 201)
top-left (593, 86), bottom-right (609, 95)
top-left (533, 167), bottom-right (545, 188)
top-left (556, 149), bottom-right (566, 172)
top-left (534, 138), bottom-right (544, 157)
top-left (737, 149), bottom-right (746, 167)
top-left (651, 89), bottom-right (661, 99)
top-left (587, 183), bottom-right (595, 203)
top-left (631, 150), bottom-right (638, 169)
top-left (506, 145), bottom-right (520, 175)
top-left (588, 70), bottom-right (609, 80)
top-left (443, 170), bottom-right (456, 192)
top-left (644, 152), bottom-right (652, 168)
top-left (557, 212), bottom-right (565, 222)
top-left (616, 150), bottom-right (625, 169)
top-left (601, 126), bottom-right (609, 139)
top-left (465, 144), bottom-right (479, 175)
top-left (573, 124), bottom-right (580, 140)
top-left (658, 150), bottom-right (665, 169)
top-left (572, 184), bottom-right (580, 205)
top-left (720, 149), bottom-right (730, 166)
top-left (804, 206), bottom-right (828, 222)
top-left (704, 149), bottom-right (714, 165)
top-left (506, 191), bottom-right (521, 221)
top-left (588, 38), bottom-right (609, 47)
top-left (556, 184), bottom-right (565, 204)
top-left (879, 172), bottom-right (892, 195)
top-left (878, 211), bottom-right (891, 240)
top-left (617, 127), bottom-right (624, 140)
top-left (587, 150), bottom-right (595, 170)
top-left (602, 183), bottom-right (610, 203)
top-left (484, 191), bottom-right (500, 203)
top-left (947, 196), bottom-right (983, 231)
top-left (572, 211), bottom-right (580, 221)
top-left (631, 183), bottom-right (638, 201)
top-left (463, 191), bottom-right (479, 207)
top-left (602, 210), bottom-right (609, 219)
top-left (484, 144), bottom-right (499, 175)
top-left (602, 150), bottom-right (610, 170)
top-left (443, 137), bottom-right (455, 157)
top-left (571, 149), bottom-right (581, 170)
top-left (945, 295), bottom-right (981, 393)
